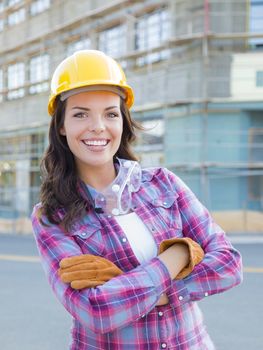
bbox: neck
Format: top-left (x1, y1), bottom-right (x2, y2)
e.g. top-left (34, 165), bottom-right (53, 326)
top-left (79, 162), bottom-right (117, 191)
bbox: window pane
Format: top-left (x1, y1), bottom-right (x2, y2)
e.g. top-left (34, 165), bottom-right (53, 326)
top-left (0, 1), bottom-right (4, 12)
top-left (248, 127), bottom-right (263, 199)
top-left (0, 69), bottom-right (3, 102)
top-left (256, 70), bottom-right (263, 87)
top-left (30, 0), bottom-right (50, 16)
top-left (135, 118), bottom-right (164, 148)
top-left (8, 0), bottom-right (22, 6)
top-left (250, 0), bottom-right (263, 46)
top-left (0, 19), bottom-right (4, 31)
top-left (249, 128), bottom-right (263, 162)
top-left (29, 54), bottom-right (50, 94)
top-left (134, 117), bottom-right (164, 166)
top-left (67, 38), bottom-right (91, 56)
top-left (135, 9), bottom-right (171, 66)
top-left (7, 62), bottom-right (25, 99)
top-left (99, 25), bottom-right (127, 58)
top-left (8, 8), bottom-right (25, 26)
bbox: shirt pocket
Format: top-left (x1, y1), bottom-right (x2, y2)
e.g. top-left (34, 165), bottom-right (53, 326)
top-left (150, 191), bottom-right (182, 231)
top-left (71, 226), bottom-right (106, 256)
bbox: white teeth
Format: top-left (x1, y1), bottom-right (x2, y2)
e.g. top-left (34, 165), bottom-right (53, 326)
top-left (83, 140), bottom-right (107, 146)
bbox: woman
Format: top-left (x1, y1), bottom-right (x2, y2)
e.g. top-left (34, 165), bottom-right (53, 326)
top-left (32, 50), bottom-right (242, 349)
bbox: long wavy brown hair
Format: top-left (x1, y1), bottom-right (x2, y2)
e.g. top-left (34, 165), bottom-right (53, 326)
top-left (39, 97), bottom-right (143, 231)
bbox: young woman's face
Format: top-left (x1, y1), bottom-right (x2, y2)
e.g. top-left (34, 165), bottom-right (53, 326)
top-left (61, 90), bottom-right (123, 178)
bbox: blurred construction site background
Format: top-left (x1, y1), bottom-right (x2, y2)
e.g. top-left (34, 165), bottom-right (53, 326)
top-left (0, 0), bottom-right (262, 234)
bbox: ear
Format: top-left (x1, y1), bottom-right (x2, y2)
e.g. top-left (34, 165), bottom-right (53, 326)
top-left (60, 127), bottom-right (66, 136)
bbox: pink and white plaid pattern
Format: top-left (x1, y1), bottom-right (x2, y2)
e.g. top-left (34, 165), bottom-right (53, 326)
top-left (32, 166), bottom-right (242, 349)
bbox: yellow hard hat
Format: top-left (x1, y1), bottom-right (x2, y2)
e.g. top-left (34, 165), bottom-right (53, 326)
top-left (48, 50), bottom-right (134, 116)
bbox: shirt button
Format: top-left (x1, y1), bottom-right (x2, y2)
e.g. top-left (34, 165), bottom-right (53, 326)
top-left (122, 237), bottom-right (127, 243)
top-left (204, 292), bottom-right (209, 297)
top-left (163, 201), bottom-right (167, 206)
top-left (151, 227), bottom-right (155, 232)
top-left (81, 232), bottom-right (87, 237)
top-left (97, 196), bottom-right (105, 203)
top-left (158, 311), bottom-right (164, 317)
top-left (161, 343), bottom-right (167, 349)
top-left (178, 295), bottom-right (183, 301)
top-left (112, 184), bottom-right (120, 192)
top-left (141, 314), bottom-right (145, 318)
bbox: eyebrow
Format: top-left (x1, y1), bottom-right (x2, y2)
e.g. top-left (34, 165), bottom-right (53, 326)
top-left (71, 106), bottom-right (119, 111)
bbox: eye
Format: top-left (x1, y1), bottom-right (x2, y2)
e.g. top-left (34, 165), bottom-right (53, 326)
top-left (73, 112), bottom-right (88, 119)
top-left (107, 112), bottom-right (119, 119)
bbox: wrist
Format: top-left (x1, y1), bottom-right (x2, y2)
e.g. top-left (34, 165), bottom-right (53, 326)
top-left (158, 243), bottom-right (190, 280)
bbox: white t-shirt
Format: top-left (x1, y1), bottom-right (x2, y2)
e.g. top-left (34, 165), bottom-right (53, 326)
top-left (115, 212), bottom-right (158, 263)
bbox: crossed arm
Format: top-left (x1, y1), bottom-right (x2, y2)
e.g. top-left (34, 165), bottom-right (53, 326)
top-left (58, 237), bottom-right (204, 306)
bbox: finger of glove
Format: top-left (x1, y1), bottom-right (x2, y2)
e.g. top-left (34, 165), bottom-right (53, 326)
top-left (59, 255), bottom-right (91, 268)
top-left (60, 257), bottom-right (123, 274)
top-left (71, 280), bottom-right (105, 290)
top-left (60, 270), bottom-right (98, 283)
top-left (59, 261), bottom-right (108, 274)
top-left (59, 254), bottom-right (108, 268)
top-left (60, 266), bottom-right (123, 283)
top-left (98, 266), bottom-right (123, 279)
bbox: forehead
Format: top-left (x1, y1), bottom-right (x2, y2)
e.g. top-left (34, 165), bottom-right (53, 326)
top-left (65, 90), bottom-right (121, 109)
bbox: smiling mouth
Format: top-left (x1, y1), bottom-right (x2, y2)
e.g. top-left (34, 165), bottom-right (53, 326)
top-left (82, 139), bottom-right (109, 147)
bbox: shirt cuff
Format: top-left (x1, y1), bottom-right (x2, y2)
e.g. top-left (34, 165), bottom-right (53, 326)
top-left (141, 257), bottom-right (172, 295)
top-left (165, 278), bottom-right (191, 308)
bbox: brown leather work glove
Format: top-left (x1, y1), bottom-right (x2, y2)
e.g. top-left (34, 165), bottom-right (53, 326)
top-left (58, 254), bottom-right (123, 290)
top-left (158, 237), bottom-right (204, 279)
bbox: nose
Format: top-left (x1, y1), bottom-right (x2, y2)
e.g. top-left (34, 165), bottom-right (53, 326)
top-left (88, 117), bottom-right (106, 133)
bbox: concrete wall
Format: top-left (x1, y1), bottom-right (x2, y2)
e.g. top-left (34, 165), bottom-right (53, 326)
top-left (0, 94), bottom-right (48, 129)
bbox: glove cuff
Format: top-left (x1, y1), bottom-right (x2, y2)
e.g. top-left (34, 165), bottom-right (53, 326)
top-left (158, 237), bottom-right (204, 279)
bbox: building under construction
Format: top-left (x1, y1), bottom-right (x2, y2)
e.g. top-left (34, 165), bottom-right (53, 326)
top-left (0, 0), bottom-right (263, 233)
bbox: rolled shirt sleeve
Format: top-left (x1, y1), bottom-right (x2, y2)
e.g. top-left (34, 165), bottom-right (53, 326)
top-left (162, 169), bottom-right (243, 308)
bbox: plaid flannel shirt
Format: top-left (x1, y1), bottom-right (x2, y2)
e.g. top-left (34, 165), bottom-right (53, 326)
top-left (31, 166), bottom-right (243, 350)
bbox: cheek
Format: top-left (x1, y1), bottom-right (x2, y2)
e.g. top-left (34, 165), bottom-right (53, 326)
top-left (63, 126), bottom-right (80, 151)
top-left (63, 122), bottom-right (80, 139)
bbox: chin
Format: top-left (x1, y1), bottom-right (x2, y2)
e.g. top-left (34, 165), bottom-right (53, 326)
top-left (84, 157), bottom-right (113, 167)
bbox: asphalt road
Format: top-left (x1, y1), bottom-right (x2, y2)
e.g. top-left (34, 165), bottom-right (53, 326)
top-left (0, 234), bottom-right (262, 350)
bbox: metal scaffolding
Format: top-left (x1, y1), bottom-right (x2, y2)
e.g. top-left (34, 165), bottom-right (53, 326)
top-left (0, 0), bottom-right (263, 233)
